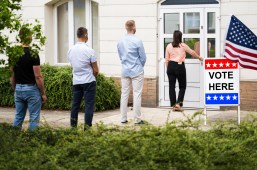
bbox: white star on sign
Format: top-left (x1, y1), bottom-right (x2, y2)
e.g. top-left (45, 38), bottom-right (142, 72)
top-left (213, 62), bottom-right (217, 68)
top-left (220, 95), bottom-right (224, 100)
top-left (232, 63), bottom-right (237, 67)
top-left (226, 62), bottom-right (230, 67)
top-left (219, 62), bottom-right (224, 67)
top-left (226, 95), bottom-right (231, 100)
top-left (207, 95), bottom-right (211, 100)
top-left (233, 95), bottom-right (237, 100)
top-left (206, 63), bottom-right (211, 68)
top-left (213, 95), bottom-right (218, 100)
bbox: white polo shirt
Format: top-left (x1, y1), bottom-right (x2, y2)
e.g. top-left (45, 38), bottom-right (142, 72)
top-left (68, 42), bottom-right (97, 85)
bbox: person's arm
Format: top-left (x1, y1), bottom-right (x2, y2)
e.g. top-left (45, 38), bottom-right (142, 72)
top-left (10, 67), bottom-right (16, 90)
top-left (138, 41), bottom-right (147, 66)
top-left (184, 43), bottom-right (203, 61)
top-left (91, 61), bottom-right (99, 77)
top-left (90, 50), bottom-right (99, 78)
top-left (33, 66), bottom-right (47, 104)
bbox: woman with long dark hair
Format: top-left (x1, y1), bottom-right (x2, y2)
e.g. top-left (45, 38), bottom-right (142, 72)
top-left (165, 30), bottom-right (203, 111)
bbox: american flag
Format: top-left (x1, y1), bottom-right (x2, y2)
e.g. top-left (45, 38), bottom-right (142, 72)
top-left (223, 15), bottom-right (257, 70)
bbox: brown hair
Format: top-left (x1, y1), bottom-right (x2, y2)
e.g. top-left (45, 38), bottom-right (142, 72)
top-left (172, 30), bottom-right (182, 48)
top-left (77, 27), bottom-right (88, 38)
top-left (125, 20), bottom-right (135, 32)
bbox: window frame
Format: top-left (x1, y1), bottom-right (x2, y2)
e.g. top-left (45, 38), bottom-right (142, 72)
top-left (54, 0), bottom-right (93, 65)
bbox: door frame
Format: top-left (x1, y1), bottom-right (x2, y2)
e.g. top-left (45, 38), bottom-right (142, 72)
top-left (158, 3), bottom-right (220, 108)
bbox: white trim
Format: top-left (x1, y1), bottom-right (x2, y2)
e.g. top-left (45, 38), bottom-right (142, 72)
top-left (68, 0), bottom-right (74, 48)
top-left (54, 4), bottom-right (58, 65)
top-left (158, 10), bottom-right (164, 106)
top-left (86, 0), bottom-right (92, 47)
top-left (54, 0), bottom-right (69, 7)
top-left (159, 4), bottom-right (220, 10)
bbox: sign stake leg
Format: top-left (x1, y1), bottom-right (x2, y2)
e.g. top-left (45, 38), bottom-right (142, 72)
top-left (204, 106), bottom-right (207, 126)
top-left (238, 105), bottom-right (240, 124)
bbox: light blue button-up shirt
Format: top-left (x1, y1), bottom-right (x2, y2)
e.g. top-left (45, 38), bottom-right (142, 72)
top-left (117, 34), bottom-right (147, 78)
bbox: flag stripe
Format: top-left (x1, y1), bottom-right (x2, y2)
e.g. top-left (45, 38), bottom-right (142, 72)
top-left (224, 52), bottom-right (257, 68)
top-left (224, 49), bottom-right (257, 65)
top-left (224, 54), bottom-right (257, 70)
top-left (225, 42), bottom-right (257, 59)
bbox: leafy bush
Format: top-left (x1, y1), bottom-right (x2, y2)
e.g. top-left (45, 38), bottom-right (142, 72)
top-left (0, 117), bottom-right (256, 169)
top-left (0, 64), bottom-right (120, 111)
top-left (0, 68), bottom-right (14, 106)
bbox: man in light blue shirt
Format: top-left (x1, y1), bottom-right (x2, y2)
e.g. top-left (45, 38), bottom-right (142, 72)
top-left (68, 27), bottom-right (99, 129)
top-left (117, 20), bottom-right (147, 124)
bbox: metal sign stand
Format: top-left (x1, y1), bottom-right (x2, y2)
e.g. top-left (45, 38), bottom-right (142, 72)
top-left (237, 105), bottom-right (241, 124)
top-left (204, 106), bottom-right (207, 126)
top-left (203, 58), bottom-right (241, 125)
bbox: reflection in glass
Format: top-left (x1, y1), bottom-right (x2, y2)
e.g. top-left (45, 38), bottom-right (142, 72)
top-left (74, 0), bottom-right (86, 43)
top-left (183, 12), bottom-right (200, 34)
top-left (164, 38), bottom-right (172, 58)
top-left (207, 12), bottom-right (215, 33)
top-left (164, 13), bottom-right (179, 34)
top-left (57, 3), bottom-right (69, 63)
top-left (208, 38), bottom-right (215, 58)
top-left (184, 38), bottom-right (200, 58)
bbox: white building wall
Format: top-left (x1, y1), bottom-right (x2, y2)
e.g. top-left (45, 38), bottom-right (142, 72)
top-left (99, 0), bottom-right (158, 78)
top-left (19, 0), bottom-right (257, 81)
top-left (21, 0), bottom-right (46, 63)
top-left (220, 0), bottom-right (257, 81)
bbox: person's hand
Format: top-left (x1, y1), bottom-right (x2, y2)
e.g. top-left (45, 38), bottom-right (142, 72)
top-left (41, 94), bottom-right (47, 104)
top-left (199, 57), bottom-right (203, 61)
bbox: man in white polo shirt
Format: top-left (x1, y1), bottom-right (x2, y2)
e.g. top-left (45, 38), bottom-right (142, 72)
top-left (68, 27), bottom-right (98, 129)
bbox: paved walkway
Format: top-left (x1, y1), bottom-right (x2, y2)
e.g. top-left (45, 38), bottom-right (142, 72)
top-left (1, 107), bottom-right (256, 129)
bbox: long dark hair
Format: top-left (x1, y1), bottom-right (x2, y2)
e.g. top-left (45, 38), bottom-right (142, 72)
top-left (172, 30), bottom-right (182, 48)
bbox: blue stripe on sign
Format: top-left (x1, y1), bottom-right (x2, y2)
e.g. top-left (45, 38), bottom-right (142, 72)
top-left (205, 93), bottom-right (239, 105)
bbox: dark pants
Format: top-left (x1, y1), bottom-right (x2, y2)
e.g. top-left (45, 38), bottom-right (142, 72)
top-left (167, 61), bottom-right (187, 107)
top-left (71, 81), bottom-right (96, 128)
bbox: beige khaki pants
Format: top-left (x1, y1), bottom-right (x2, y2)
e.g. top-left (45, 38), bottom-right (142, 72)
top-left (120, 72), bottom-right (144, 123)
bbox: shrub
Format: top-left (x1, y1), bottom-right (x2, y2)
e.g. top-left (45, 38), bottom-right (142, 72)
top-left (0, 117), bottom-right (256, 169)
top-left (0, 64), bottom-right (120, 111)
top-left (0, 68), bottom-right (14, 106)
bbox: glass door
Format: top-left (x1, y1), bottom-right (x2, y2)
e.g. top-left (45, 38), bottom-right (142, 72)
top-left (159, 7), bottom-right (220, 108)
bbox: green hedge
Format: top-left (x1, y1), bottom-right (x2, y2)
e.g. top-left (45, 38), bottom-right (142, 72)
top-left (0, 65), bottom-right (120, 111)
top-left (0, 118), bottom-right (257, 169)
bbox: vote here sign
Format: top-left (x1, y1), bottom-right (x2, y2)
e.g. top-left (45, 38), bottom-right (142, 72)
top-left (204, 58), bottom-right (239, 106)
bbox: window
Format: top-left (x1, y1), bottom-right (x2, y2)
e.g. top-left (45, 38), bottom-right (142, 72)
top-left (183, 12), bottom-right (200, 34)
top-left (55, 0), bottom-right (99, 64)
top-left (207, 12), bottom-right (215, 33)
top-left (74, 0), bottom-right (86, 43)
top-left (57, 2), bottom-right (69, 63)
top-left (164, 13), bottom-right (179, 34)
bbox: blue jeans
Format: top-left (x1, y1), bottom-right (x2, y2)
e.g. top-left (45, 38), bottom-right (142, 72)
top-left (71, 81), bottom-right (96, 127)
top-left (13, 84), bottom-right (42, 130)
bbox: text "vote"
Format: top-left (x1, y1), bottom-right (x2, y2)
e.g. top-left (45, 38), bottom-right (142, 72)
top-left (209, 71), bottom-right (233, 79)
